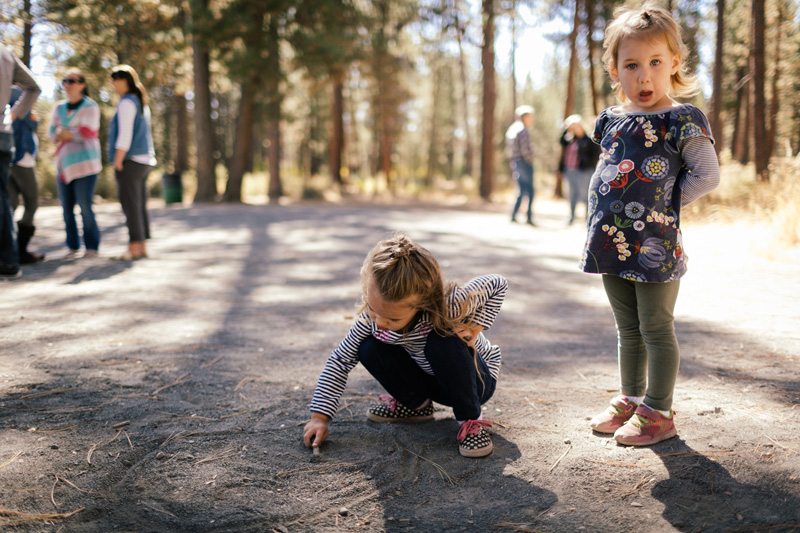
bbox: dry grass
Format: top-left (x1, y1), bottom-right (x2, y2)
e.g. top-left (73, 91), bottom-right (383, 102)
top-left (686, 157), bottom-right (800, 259)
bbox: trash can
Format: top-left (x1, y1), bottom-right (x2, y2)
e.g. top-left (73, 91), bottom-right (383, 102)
top-left (162, 173), bottom-right (183, 205)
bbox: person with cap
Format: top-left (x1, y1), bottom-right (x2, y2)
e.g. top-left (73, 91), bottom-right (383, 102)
top-left (505, 105), bottom-right (535, 225)
top-left (0, 44), bottom-right (41, 279)
top-left (559, 114), bottom-right (601, 225)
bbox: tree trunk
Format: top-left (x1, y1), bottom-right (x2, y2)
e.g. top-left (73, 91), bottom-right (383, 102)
top-left (480, 0), bottom-right (496, 201)
top-left (710, 0), bottom-right (724, 155)
top-left (749, 0), bottom-right (769, 182)
top-left (191, 0), bottom-right (218, 203)
top-left (510, 0), bottom-right (517, 117)
top-left (455, 6), bottom-right (475, 178)
top-left (557, 0), bottom-right (581, 200)
top-left (425, 64), bottom-right (441, 188)
top-left (564, 0), bottom-right (581, 119)
top-left (224, 83), bottom-right (256, 203)
top-left (766, 4), bottom-right (782, 159)
top-left (174, 92), bottom-right (189, 174)
top-left (586, 0), bottom-right (600, 116)
top-left (329, 72), bottom-right (345, 187)
top-left (266, 17), bottom-right (283, 202)
top-left (22, 0), bottom-right (33, 67)
top-left (731, 68), bottom-right (748, 163)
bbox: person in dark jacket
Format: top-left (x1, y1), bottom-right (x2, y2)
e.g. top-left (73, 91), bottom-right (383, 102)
top-left (559, 114), bottom-right (601, 225)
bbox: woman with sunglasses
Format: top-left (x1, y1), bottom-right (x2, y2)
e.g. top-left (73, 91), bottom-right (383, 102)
top-left (48, 68), bottom-right (103, 259)
top-left (108, 65), bottom-right (157, 261)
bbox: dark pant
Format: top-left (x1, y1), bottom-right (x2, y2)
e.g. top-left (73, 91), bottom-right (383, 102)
top-left (57, 174), bottom-right (100, 251)
top-left (358, 333), bottom-right (496, 421)
top-left (9, 164), bottom-right (38, 227)
top-left (511, 159), bottom-right (534, 222)
top-left (0, 149), bottom-right (19, 268)
top-left (116, 160), bottom-right (152, 242)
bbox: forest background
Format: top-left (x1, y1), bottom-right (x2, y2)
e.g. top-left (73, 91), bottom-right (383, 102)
top-left (1, 0), bottom-right (799, 252)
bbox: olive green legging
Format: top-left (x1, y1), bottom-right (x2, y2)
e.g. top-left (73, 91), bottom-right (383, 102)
top-left (602, 275), bottom-right (681, 412)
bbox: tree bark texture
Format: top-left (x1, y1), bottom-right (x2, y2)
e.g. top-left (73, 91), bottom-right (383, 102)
top-left (191, 0), bottom-right (218, 203)
top-left (711, 0), bottom-right (724, 155)
top-left (329, 73), bottom-right (345, 186)
top-left (480, 0), bottom-right (496, 201)
top-left (749, 0), bottom-right (769, 182)
top-left (224, 83), bottom-right (256, 202)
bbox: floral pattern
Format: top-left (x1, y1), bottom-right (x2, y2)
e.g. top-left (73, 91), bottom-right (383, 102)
top-left (581, 104), bottom-right (713, 282)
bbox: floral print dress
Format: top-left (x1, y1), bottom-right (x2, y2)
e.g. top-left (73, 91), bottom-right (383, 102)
top-left (580, 104), bottom-right (714, 283)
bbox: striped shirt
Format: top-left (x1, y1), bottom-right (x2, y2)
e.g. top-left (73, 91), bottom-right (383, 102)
top-left (48, 97), bottom-right (102, 183)
top-left (309, 274), bottom-right (508, 420)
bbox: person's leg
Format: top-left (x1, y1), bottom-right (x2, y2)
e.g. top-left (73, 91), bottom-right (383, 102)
top-left (57, 178), bottom-right (80, 252)
top-left (116, 162), bottom-right (149, 257)
top-left (516, 160), bottom-right (535, 223)
top-left (139, 165), bottom-right (151, 241)
top-left (424, 333), bottom-right (496, 421)
top-left (511, 164), bottom-right (523, 222)
top-left (73, 175), bottom-right (100, 252)
top-left (0, 149), bottom-right (19, 270)
top-left (8, 165), bottom-right (22, 214)
top-left (10, 165), bottom-right (38, 227)
top-left (634, 280), bottom-right (681, 412)
top-left (358, 336), bottom-right (439, 411)
top-left (565, 170), bottom-right (580, 222)
top-left (12, 166), bottom-right (44, 263)
top-left (602, 275), bottom-right (647, 399)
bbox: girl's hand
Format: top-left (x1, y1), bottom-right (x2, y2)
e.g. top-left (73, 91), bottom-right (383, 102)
top-left (303, 412), bottom-right (329, 448)
top-left (455, 322), bottom-right (484, 347)
top-left (57, 129), bottom-right (74, 142)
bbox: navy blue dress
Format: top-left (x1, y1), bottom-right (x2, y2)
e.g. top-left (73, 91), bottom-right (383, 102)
top-left (580, 104), bottom-right (714, 283)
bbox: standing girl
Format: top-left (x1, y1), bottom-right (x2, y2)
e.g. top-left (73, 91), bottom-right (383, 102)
top-left (49, 68), bottom-right (103, 259)
top-left (303, 233), bottom-right (508, 457)
top-left (581, 4), bottom-right (720, 446)
top-left (108, 65), bottom-right (157, 260)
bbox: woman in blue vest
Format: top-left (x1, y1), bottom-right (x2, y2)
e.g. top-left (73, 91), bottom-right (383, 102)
top-left (108, 65), bottom-right (157, 260)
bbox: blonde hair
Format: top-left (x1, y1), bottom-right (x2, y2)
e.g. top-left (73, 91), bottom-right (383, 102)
top-left (602, 2), bottom-right (700, 103)
top-left (358, 233), bottom-right (459, 335)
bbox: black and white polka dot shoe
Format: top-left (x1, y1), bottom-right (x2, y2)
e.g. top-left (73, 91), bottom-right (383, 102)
top-left (367, 394), bottom-right (434, 423)
top-left (457, 419), bottom-right (493, 458)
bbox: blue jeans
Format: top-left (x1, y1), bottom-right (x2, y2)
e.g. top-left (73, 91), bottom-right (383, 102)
top-left (0, 148), bottom-right (19, 267)
top-left (358, 333), bottom-right (496, 421)
top-left (57, 175), bottom-right (100, 251)
top-left (565, 169), bottom-right (592, 222)
top-left (511, 159), bottom-right (534, 222)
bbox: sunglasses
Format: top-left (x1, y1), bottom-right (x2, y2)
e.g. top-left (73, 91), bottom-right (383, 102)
top-left (62, 78), bottom-right (81, 85)
top-left (110, 72), bottom-right (127, 80)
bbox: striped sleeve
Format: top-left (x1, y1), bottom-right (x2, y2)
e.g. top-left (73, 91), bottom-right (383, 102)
top-left (450, 274), bottom-right (508, 330)
top-left (679, 137), bottom-right (720, 206)
top-left (308, 314), bottom-right (373, 419)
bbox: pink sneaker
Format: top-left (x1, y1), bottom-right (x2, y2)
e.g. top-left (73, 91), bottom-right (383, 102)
top-left (614, 405), bottom-right (677, 446)
top-left (590, 396), bottom-right (639, 434)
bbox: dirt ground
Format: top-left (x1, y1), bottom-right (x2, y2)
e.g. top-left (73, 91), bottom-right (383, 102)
top-left (1, 196), bottom-right (799, 533)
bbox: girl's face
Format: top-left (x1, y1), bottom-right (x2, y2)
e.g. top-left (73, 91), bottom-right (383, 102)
top-left (611, 36), bottom-right (680, 112)
top-left (111, 77), bottom-right (129, 96)
top-left (365, 281), bottom-right (419, 332)
top-left (61, 75), bottom-right (85, 102)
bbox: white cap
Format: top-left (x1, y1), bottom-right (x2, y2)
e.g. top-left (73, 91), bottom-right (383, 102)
top-left (515, 105), bottom-right (534, 118)
top-left (563, 114), bottom-right (583, 128)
